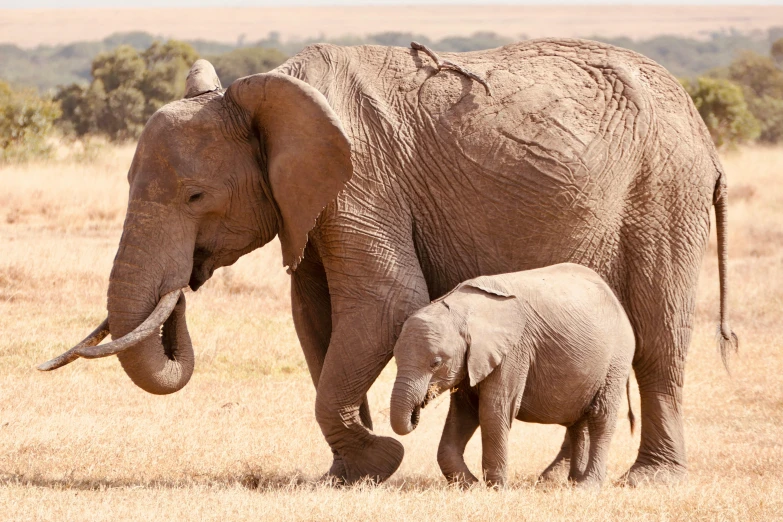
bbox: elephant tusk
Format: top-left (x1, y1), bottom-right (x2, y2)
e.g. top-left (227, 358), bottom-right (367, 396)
top-left (37, 289), bottom-right (183, 371)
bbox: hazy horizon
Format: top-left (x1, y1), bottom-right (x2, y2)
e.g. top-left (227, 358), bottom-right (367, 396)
top-left (2, 0), bottom-right (782, 8)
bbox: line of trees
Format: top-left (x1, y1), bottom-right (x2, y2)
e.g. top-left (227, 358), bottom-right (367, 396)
top-left (1, 34), bottom-right (782, 163)
top-left (0, 39), bottom-right (288, 156)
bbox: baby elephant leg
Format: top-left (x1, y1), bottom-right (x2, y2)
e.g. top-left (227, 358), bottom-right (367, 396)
top-left (573, 380), bottom-right (625, 489)
top-left (479, 399), bottom-right (513, 488)
top-left (566, 419), bottom-right (590, 483)
top-left (438, 389), bottom-right (480, 487)
top-left (538, 422), bottom-right (590, 482)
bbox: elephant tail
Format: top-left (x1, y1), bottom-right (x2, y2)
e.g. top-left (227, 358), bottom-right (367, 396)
top-left (626, 377), bottom-right (636, 435)
top-left (714, 174), bottom-right (739, 373)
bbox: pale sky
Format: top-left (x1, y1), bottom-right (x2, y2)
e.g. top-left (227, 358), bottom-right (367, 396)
top-left (2, 0), bottom-right (781, 7)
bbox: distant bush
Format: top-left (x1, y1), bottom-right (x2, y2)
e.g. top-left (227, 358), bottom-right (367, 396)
top-left (0, 81), bottom-right (61, 163)
top-left (681, 77), bottom-right (760, 149)
top-left (210, 47), bottom-right (288, 86)
top-left (724, 47), bottom-right (783, 144)
top-left (601, 29), bottom-right (781, 79)
top-left (55, 40), bottom-right (198, 142)
top-left (748, 95), bottom-right (783, 144)
top-left (771, 37), bottom-right (783, 68)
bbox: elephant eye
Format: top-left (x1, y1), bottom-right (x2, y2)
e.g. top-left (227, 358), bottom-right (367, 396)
top-left (430, 357), bottom-right (443, 370)
top-left (188, 192), bottom-right (204, 203)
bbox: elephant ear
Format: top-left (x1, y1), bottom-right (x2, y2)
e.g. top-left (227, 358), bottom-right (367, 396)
top-left (225, 72), bottom-right (352, 271)
top-left (462, 277), bottom-right (523, 387)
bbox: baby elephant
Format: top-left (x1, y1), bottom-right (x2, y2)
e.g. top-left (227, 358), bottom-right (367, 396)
top-left (390, 263), bottom-right (635, 488)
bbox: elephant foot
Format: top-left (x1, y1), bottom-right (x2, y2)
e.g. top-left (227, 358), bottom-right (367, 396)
top-left (318, 452), bottom-right (348, 487)
top-left (328, 435), bottom-right (405, 485)
top-left (616, 462), bottom-right (686, 487)
top-left (538, 455), bottom-right (570, 484)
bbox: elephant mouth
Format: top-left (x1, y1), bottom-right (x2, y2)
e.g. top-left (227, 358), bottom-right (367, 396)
top-left (421, 383), bottom-right (439, 409)
top-left (160, 293), bottom-right (185, 360)
top-left (411, 384), bottom-right (438, 428)
top-left (189, 247), bottom-right (214, 291)
top-left (410, 405), bottom-right (421, 430)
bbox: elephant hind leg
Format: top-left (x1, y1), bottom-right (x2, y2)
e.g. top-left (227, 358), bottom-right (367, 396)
top-left (619, 222), bottom-right (706, 485)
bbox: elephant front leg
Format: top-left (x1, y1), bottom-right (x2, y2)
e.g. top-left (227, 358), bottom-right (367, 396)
top-left (315, 300), bottom-right (428, 483)
top-left (290, 248), bottom-right (374, 479)
top-left (314, 239), bottom-right (430, 484)
top-left (437, 388), bottom-right (480, 487)
top-left (478, 391), bottom-right (516, 488)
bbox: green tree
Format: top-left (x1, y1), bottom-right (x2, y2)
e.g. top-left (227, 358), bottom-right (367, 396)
top-left (748, 95), bottom-right (783, 144)
top-left (0, 81), bottom-right (61, 163)
top-left (728, 50), bottom-right (783, 99)
top-left (55, 40), bottom-right (199, 142)
top-left (141, 40), bottom-right (199, 115)
top-left (91, 45), bottom-right (146, 92)
top-left (682, 77), bottom-right (760, 149)
top-left (726, 49), bottom-right (783, 143)
top-left (210, 47), bottom-right (287, 86)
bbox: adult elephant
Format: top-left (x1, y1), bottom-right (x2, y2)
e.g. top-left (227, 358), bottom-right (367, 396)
top-left (41, 39), bottom-right (736, 485)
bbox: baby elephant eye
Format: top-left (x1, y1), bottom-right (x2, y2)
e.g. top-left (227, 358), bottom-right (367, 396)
top-left (430, 357), bottom-right (443, 370)
top-left (188, 192), bottom-right (204, 203)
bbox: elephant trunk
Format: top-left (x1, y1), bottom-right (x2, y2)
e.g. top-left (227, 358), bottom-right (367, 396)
top-left (390, 370), bottom-right (431, 435)
top-left (105, 215), bottom-right (195, 395)
top-left (109, 289), bottom-right (194, 395)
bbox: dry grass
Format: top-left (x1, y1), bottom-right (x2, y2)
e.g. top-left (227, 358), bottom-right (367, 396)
top-left (4, 5), bottom-right (783, 48)
top-left (1, 143), bottom-right (782, 520)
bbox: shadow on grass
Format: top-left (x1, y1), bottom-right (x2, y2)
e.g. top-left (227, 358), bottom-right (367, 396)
top-left (0, 469), bottom-right (552, 493)
top-left (0, 469), bottom-right (311, 492)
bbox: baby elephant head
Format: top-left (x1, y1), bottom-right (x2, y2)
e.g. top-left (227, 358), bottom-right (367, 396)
top-left (390, 276), bottom-right (522, 435)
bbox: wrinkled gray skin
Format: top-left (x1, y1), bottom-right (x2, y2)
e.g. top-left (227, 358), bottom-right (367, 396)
top-left (48, 39), bottom-right (735, 485)
top-left (390, 264), bottom-right (635, 489)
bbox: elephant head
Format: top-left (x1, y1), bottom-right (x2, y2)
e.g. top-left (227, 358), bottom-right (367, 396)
top-left (39, 60), bottom-right (352, 395)
top-left (390, 277), bottom-right (522, 435)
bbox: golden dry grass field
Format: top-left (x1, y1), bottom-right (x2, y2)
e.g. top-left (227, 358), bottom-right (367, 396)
top-left (0, 143), bottom-right (782, 520)
top-left (3, 5), bottom-right (783, 48)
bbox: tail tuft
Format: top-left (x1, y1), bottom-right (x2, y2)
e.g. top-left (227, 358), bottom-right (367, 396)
top-left (717, 326), bottom-right (739, 375)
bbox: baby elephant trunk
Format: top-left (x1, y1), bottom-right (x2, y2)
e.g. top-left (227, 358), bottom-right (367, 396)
top-left (390, 370), bottom-right (431, 435)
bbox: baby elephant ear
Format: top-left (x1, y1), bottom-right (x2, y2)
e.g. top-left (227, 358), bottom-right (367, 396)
top-left (463, 275), bottom-right (514, 298)
top-left (463, 278), bottom-right (522, 387)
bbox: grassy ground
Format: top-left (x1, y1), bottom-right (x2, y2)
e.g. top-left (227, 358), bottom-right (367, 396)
top-left (0, 144), bottom-right (781, 520)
